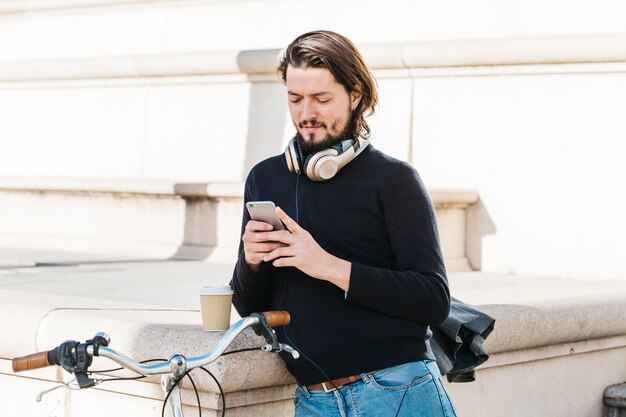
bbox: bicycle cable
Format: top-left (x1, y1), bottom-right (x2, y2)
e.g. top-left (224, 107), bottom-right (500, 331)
top-left (89, 346), bottom-right (265, 416)
top-left (90, 358), bottom-right (168, 374)
top-left (198, 366), bottom-right (226, 417)
top-left (159, 366), bottom-right (226, 417)
top-left (185, 371), bottom-right (202, 417)
top-left (222, 346), bottom-right (263, 356)
top-left (91, 346), bottom-right (262, 378)
top-left (287, 173), bottom-right (414, 413)
top-left (393, 373), bottom-right (424, 417)
top-left (276, 176), bottom-right (349, 402)
top-left (277, 264), bottom-right (350, 409)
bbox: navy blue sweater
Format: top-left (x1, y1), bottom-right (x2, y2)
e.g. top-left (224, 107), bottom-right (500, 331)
top-left (230, 145), bottom-right (450, 385)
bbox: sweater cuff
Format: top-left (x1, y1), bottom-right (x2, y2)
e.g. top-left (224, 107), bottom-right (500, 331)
top-left (236, 254), bottom-right (270, 279)
top-left (345, 262), bottom-right (367, 304)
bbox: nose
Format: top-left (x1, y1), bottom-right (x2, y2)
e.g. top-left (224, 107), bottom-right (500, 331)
top-left (302, 99), bottom-right (318, 121)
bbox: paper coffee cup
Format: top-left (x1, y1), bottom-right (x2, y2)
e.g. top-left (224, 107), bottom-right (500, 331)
top-left (199, 286), bottom-right (233, 331)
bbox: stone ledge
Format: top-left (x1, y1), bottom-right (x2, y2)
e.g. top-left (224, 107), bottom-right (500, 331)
top-left (0, 301), bottom-right (294, 394)
top-left (2, 271), bottom-right (626, 416)
top-left (0, 177), bottom-right (244, 199)
top-left (1, 34), bottom-right (626, 82)
top-left (429, 189), bottom-right (478, 208)
top-left (0, 0), bottom-right (179, 14)
top-left (478, 292), bottom-right (626, 354)
top-left (3, 284), bottom-right (626, 393)
top-left (0, 177), bottom-right (476, 208)
top-left (481, 334), bottom-right (626, 369)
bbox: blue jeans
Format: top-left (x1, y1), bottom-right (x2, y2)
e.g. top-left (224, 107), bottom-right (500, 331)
top-left (294, 360), bottom-right (458, 417)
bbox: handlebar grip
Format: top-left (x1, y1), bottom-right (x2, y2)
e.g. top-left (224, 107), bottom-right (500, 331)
top-left (262, 311), bottom-right (291, 327)
top-left (12, 351), bottom-right (52, 373)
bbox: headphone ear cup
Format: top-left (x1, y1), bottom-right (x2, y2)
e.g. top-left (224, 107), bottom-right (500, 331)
top-left (306, 149), bottom-right (340, 181)
top-left (285, 139), bottom-right (305, 175)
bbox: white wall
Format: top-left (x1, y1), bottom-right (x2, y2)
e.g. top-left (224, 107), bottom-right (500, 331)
top-left (2, 0), bottom-right (626, 60)
top-left (1, 0), bottom-right (626, 280)
top-left (412, 66), bottom-right (626, 279)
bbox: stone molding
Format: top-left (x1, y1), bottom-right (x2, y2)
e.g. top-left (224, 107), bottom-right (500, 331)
top-left (0, 177), bottom-right (477, 207)
top-left (1, 34), bottom-right (626, 82)
top-left (0, 177), bottom-right (244, 199)
top-left (365, 33), bottom-right (626, 69)
top-left (0, 180), bottom-right (477, 268)
top-left (0, 0), bottom-right (203, 14)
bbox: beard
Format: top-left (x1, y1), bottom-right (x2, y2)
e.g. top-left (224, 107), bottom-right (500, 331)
top-left (294, 113), bottom-right (353, 155)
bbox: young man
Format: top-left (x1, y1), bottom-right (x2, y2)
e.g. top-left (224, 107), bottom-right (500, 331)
top-left (231, 30), bottom-right (457, 417)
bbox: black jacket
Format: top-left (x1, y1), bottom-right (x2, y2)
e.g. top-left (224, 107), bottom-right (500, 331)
top-left (431, 297), bottom-right (496, 382)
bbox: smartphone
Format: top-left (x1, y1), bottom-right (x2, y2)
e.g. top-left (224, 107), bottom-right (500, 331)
top-left (246, 201), bottom-right (285, 230)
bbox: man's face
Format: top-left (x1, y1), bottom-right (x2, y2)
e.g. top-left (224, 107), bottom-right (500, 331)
top-left (286, 65), bottom-right (361, 154)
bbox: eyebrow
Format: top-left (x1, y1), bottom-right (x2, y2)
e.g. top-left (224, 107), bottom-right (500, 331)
top-left (287, 91), bottom-right (333, 97)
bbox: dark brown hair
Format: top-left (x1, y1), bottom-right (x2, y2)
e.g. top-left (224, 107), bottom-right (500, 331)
top-left (279, 30), bottom-right (378, 140)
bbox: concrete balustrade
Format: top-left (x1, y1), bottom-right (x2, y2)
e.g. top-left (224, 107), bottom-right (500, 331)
top-left (0, 179), bottom-right (478, 270)
top-left (2, 274), bottom-right (626, 417)
top-left (605, 383), bottom-right (626, 417)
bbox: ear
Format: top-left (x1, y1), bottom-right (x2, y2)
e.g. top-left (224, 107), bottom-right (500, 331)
top-left (350, 84), bottom-right (363, 111)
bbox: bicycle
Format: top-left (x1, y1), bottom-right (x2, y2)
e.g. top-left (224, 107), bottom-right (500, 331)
top-left (12, 311), bottom-right (300, 417)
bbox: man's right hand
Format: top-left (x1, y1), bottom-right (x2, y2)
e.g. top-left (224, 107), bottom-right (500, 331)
top-left (242, 220), bottom-right (288, 272)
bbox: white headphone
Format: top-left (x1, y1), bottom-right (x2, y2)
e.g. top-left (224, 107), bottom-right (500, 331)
top-left (285, 137), bottom-right (366, 181)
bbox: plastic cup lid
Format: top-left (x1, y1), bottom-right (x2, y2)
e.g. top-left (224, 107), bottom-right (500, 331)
top-left (200, 285), bottom-right (233, 295)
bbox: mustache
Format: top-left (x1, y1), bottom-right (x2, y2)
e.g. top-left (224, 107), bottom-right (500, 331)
top-left (299, 119), bottom-right (326, 128)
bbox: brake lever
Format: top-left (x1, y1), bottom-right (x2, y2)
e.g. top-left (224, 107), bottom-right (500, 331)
top-left (278, 343), bottom-right (300, 359)
top-left (261, 342), bottom-right (300, 359)
top-left (250, 313), bottom-right (299, 359)
top-left (35, 377), bottom-right (101, 402)
top-left (36, 383), bottom-right (70, 402)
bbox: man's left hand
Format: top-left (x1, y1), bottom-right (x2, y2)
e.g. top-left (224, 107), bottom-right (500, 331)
top-left (261, 207), bottom-right (351, 292)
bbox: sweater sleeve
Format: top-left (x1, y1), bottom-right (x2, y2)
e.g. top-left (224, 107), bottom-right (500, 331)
top-left (345, 165), bottom-right (450, 325)
top-left (229, 172), bottom-right (273, 317)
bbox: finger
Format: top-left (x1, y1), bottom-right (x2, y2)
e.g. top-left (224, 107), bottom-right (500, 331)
top-left (245, 220), bottom-right (273, 233)
top-left (272, 256), bottom-right (296, 268)
top-left (263, 246), bottom-right (292, 262)
top-left (244, 229), bottom-right (287, 244)
top-left (259, 230), bottom-right (296, 245)
top-left (248, 242), bottom-right (287, 253)
top-left (275, 206), bottom-right (304, 234)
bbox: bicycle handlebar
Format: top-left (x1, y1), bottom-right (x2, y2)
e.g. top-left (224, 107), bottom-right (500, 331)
top-left (12, 311), bottom-right (292, 374)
